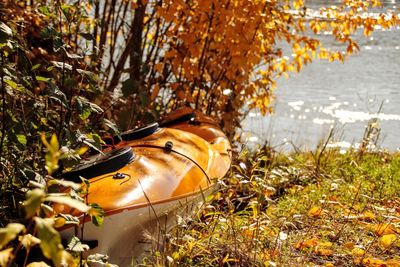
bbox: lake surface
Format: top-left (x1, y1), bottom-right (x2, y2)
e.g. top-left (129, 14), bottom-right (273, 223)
top-left (243, 3), bottom-right (400, 152)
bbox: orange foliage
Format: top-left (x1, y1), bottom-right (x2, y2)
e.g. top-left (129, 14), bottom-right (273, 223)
top-left (142, 0), bottom-right (400, 132)
top-left (4, 0), bottom-right (399, 132)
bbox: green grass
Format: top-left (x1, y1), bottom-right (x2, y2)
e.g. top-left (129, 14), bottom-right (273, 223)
top-left (141, 147), bottom-right (400, 267)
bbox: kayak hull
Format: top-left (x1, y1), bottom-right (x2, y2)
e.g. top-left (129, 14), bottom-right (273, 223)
top-left (56, 108), bottom-right (231, 264)
top-left (61, 185), bottom-right (216, 265)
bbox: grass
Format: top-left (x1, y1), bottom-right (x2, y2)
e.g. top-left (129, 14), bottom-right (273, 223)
top-left (140, 145), bottom-right (400, 266)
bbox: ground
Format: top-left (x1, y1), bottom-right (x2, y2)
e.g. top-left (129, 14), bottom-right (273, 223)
top-left (142, 146), bottom-right (400, 267)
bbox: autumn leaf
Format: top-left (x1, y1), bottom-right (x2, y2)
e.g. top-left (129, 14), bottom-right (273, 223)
top-left (315, 248), bottom-right (334, 256)
top-left (0, 223), bottom-right (26, 249)
top-left (352, 247), bottom-right (366, 257)
top-left (23, 189), bottom-right (45, 218)
top-left (26, 262), bottom-right (51, 267)
top-left (0, 248), bottom-right (13, 267)
top-left (360, 211), bottom-right (376, 222)
top-left (34, 217), bottom-right (63, 265)
top-left (386, 259), bottom-right (400, 267)
top-left (88, 203), bottom-right (105, 227)
top-left (19, 234), bottom-right (41, 250)
top-left (360, 257), bottom-right (387, 266)
top-left (44, 195), bottom-right (90, 213)
top-left (295, 238), bottom-right (319, 250)
top-left (379, 234), bottom-right (398, 249)
top-left (369, 223), bottom-right (397, 236)
top-left (343, 242), bottom-right (355, 250)
top-left (308, 206), bottom-right (324, 217)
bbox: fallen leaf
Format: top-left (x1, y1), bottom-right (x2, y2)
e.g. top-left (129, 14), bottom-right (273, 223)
top-left (308, 206), bottom-right (323, 218)
top-left (387, 259), bottom-right (400, 267)
top-left (319, 241), bottom-right (333, 248)
top-left (361, 211), bottom-right (376, 221)
top-left (372, 223), bottom-right (397, 236)
top-left (315, 248), bottom-right (334, 256)
top-left (379, 234), bottom-right (398, 249)
top-left (352, 247), bottom-right (365, 257)
top-left (295, 238), bottom-right (319, 250)
top-left (361, 257), bottom-right (387, 267)
top-left (343, 242), bottom-right (355, 250)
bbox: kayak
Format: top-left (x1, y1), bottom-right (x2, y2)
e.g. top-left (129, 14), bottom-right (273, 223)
top-left (55, 108), bottom-right (231, 265)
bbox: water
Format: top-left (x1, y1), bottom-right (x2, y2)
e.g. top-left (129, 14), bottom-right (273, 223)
top-left (243, 5), bottom-right (400, 151)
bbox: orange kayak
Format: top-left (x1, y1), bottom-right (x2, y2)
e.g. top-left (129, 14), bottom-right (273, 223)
top-left (56, 108), bottom-right (231, 265)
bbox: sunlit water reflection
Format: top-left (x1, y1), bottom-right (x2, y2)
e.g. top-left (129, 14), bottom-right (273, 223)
top-left (243, 3), bottom-right (400, 151)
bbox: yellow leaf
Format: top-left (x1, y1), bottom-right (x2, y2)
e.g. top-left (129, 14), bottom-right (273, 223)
top-left (372, 223), bottom-right (397, 236)
top-left (0, 248), bottom-right (13, 267)
top-left (319, 241), bottom-right (333, 247)
top-left (0, 223), bottom-right (26, 250)
top-left (19, 234), bottom-right (41, 250)
top-left (315, 248), bottom-right (334, 256)
top-left (352, 247), bottom-right (365, 257)
top-left (308, 206), bottom-right (323, 217)
top-left (387, 259), bottom-right (400, 267)
top-left (362, 257), bottom-right (387, 266)
top-left (49, 134), bottom-right (60, 153)
top-left (76, 146), bottom-right (89, 156)
top-left (53, 217), bottom-right (66, 229)
top-left (23, 189), bottom-right (45, 219)
top-left (293, 0), bottom-right (303, 10)
top-left (360, 211), bottom-right (376, 221)
top-left (379, 234), bottom-right (398, 249)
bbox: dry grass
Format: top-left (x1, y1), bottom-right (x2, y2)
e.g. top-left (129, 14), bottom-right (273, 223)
top-left (141, 145), bottom-right (400, 266)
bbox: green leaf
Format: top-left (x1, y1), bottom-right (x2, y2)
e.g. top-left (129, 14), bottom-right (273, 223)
top-left (31, 64), bottom-right (41, 71)
top-left (76, 97), bottom-right (103, 120)
top-left (79, 107), bottom-right (91, 120)
top-left (38, 6), bottom-right (56, 19)
top-left (45, 195), bottom-right (89, 213)
top-left (23, 189), bottom-right (45, 218)
top-left (4, 79), bottom-right (27, 94)
top-left (88, 203), bottom-right (104, 227)
top-left (36, 76), bottom-right (50, 82)
top-left (4, 79), bottom-right (18, 89)
top-left (66, 236), bottom-right (89, 252)
top-left (34, 218), bottom-right (63, 265)
top-left (0, 223), bottom-right (26, 249)
top-left (16, 134), bottom-right (27, 146)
